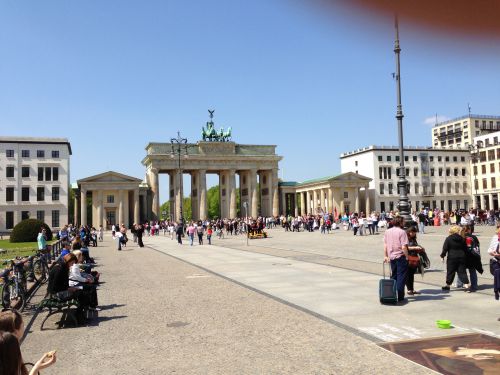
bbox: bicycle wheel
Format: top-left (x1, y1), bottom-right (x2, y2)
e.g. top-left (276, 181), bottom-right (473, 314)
top-left (33, 260), bottom-right (47, 284)
top-left (2, 281), bottom-right (26, 311)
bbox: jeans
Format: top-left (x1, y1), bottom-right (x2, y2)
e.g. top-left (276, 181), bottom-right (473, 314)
top-left (456, 268), bottom-right (477, 289)
top-left (189, 234), bottom-right (194, 246)
top-left (207, 235), bottom-right (211, 245)
top-left (418, 222), bottom-right (425, 234)
top-left (390, 256), bottom-right (408, 301)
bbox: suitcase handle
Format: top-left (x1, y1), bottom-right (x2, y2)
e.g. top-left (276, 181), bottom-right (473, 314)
top-left (382, 261), bottom-right (392, 279)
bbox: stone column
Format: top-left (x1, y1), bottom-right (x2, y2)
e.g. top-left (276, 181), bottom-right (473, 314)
top-left (97, 190), bottom-right (103, 227)
top-left (74, 193), bottom-right (79, 226)
top-left (355, 188), bottom-right (360, 213)
top-left (250, 169), bottom-right (258, 218)
top-left (489, 193), bottom-right (494, 210)
top-left (118, 190), bottom-right (124, 225)
top-left (365, 186), bottom-right (371, 215)
top-left (134, 189), bottom-right (140, 224)
top-left (281, 191), bottom-right (287, 216)
top-left (148, 167), bottom-right (160, 220)
top-left (320, 189), bottom-right (325, 211)
top-left (191, 171), bottom-right (199, 220)
top-left (199, 170), bottom-right (207, 220)
top-left (480, 194), bottom-right (485, 210)
top-left (340, 199), bottom-right (345, 215)
top-left (272, 168), bottom-right (279, 217)
top-left (305, 190), bottom-right (311, 215)
top-left (229, 169), bottom-right (237, 218)
top-left (313, 190), bottom-right (318, 212)
top-left (328, 188), bottom-right (333, 214)
top-left (169, 172), bottom-right (175, 220)
top-left (80, 188), bottom-right (87, 226)
top-left (294, 194), bottom-right (299, 217)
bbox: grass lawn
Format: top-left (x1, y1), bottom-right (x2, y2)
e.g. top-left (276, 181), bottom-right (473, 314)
top-left (0, 240), bottom-right (55, 264)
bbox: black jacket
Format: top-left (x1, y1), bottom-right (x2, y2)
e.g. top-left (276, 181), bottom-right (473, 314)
top-left (440, 233), bottom-right (467, 260)
top-left (47, 261), bottom-right (70, 295)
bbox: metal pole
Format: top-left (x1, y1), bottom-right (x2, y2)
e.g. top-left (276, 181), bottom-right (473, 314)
top-left (171, 131), bottom-right (188, 227)
top-left (394, 15), bottom-right (411, 223)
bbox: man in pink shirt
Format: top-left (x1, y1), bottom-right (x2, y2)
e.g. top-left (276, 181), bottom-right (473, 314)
top-left (384, 217), bottom-right (409, 302)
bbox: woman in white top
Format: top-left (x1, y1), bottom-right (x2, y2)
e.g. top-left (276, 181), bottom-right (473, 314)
top-left (70, 250), bottom-right (99, 310)
top-left (487, 227), bottom-right (500, 301)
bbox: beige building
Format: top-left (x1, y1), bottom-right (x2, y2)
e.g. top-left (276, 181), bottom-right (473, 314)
top-left (279, 173), bottom-right (372, 216)
top-left (73, 171), bottom-right (149, 228)
top-left (471, 131), bottom-right (500, 210)
top-left (431, 115), bottom-right (500, 149)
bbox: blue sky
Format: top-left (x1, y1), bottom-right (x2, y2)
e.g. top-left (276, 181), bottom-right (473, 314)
top-left (1, 1), bottom-right (499, 202)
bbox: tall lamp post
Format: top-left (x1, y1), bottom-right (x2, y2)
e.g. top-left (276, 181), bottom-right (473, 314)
top-left (468, 143), bottom-right (479, 209)
top-left (394, 15), bottom-right (412, 223)
top-left (171, 131), bottom-right (188, 226)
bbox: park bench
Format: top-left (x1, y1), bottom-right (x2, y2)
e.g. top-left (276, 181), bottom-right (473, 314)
top-left (38, 295), bottom-right (80, 330)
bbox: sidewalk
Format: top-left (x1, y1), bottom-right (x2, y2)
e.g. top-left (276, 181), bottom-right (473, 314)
top-left (20, 235), bottom-right (434, 374)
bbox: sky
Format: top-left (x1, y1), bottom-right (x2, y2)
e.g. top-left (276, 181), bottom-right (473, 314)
top-left (1, 1), bottom-right (500, 203)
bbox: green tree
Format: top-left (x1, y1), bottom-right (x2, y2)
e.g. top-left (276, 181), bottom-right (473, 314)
top-left (183, 197), bottom-right (192, 221)
top-left (160, 201), bottom-right (170, 220)
top-left (207, 185), bottom-right (220, 219)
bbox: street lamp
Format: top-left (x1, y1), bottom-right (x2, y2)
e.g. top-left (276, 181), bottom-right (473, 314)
top-left (393, 15), bottom-right (412, 224)
top-left (468, 143), bottom-right (479, 209)
top-left (171, 131), bottom-right (188, 226)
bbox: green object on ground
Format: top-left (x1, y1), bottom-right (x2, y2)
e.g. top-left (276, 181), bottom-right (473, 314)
top-left (436, 320), bottom-right (452, 329)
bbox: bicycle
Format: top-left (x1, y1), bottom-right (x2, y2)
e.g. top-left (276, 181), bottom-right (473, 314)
top-left (32, 249), bottom-right (51, 284)
top-left (1, 257), bottom-right (30, 311)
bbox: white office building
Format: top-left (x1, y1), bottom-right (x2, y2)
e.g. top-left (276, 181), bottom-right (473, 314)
top-left (340, 146), bottom-right (472, 213)
top-left (0, 137), bottom-right (72, 232)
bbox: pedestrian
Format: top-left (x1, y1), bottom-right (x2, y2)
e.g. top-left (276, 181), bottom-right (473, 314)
top-left (187, 222), bottom-right (196, 246)
top-left (487, 224), bottom-right (500, 301)
top-left (352, 215), bottom-right (360, 236)
top-left (207, 225), bottom-right (213, 245)
top-left (383, 216), bottom-right (409, 302)
top-left (405, 226), bottom-right (424, 296)
top-left (456, 225), bottom-right (483, 291)
top-left (136, 223), bottom-right (144, 248)
top-left (417, 209), bottom-right (426, 234)
top-left (440, 225), bottom-right (470, 292)
top-left (175, 222), bottom-right (183, 245)
top-left (98, 225), bottom-right (104, 241)
top-left (197, 222), bottom-right (204, 245)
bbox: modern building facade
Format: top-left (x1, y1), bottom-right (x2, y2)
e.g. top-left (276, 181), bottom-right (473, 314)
top-left (431, 114), bottom-right (500, 149)
top-left (470, 131), bottom-right (500, 210)
top-left (0, 137), bottom-right (71, 232)
top-left (340, 146), bottom-right (472, 213)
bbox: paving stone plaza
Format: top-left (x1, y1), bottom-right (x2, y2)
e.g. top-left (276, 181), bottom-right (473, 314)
top-left (21, 224), bottom-right (500, 374)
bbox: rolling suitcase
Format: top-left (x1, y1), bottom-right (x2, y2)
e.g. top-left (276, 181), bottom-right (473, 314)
top-left (379, 262), bottom-right (398, 304)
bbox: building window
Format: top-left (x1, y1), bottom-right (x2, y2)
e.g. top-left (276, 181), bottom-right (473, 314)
top-left (430, 156), bottom-right (434, 162)
top-left (21, 211), bottom-right (29, 220)
top-left (438, 168), bottom-right (443, 177)
top-left (355, 161), bottom-right (358, 166)
top-left (404, 156), bottom-right (409, 162)
top-left (431, 183), bottom-right (436, 194)
top-left (45, 167), bottom-right (52, 181)
top-left (387, 156), bottom-right (391, 162)
top-left (379, 183), bottom-right (384, 194)
top-left (52, 167), bottom-right (59, 181)
top-left (461, 156), bottom-right (465, 162)
top-left (463, 183), bottom-right (468, 193)
top-left (6, 187), bottom-right (14, 202)
top-left (21, 166), bottom-right (30, 178)
top-left (22, 187), bottom-right (29, 201)
top-left (453, 168), bottom-right (459, 176)
top-left (430, 168), bottom-right (435, 177)
top-left (37, 150), bottom-right (45, 158)
top-left (488, 150), bottom-right (496, 161)
top-left (107, 195), bottom-right (114, 203)
top-left (445, 156), bottom-right (450, 162)
top-left (413, 156), bottom-right (417, 162)
top-left (21, 150), bottom-right (30, 158)
top-left (52, 187), bottom-right (60, 201)
top-left (474, 166), bottom-right (478, 175)
top-left (6, 212), bottom-right (14, 229)
top-left (378, 155), bottom-right (382, 161)
top-left (438, 156), bottom-right (442, 162)
top-left (492, 178), bottom-right (496, 189)
top-left (52, 210), bottom-right (60, 227)
top-left (6, 149), bottom-right (14, 157)
top-left (453, 156), bottom-right (457, 162)
top-left (497, 149), bottom-right (500, 159)
top-left (343, 192), bottom-right (348, 199)
top-left (483, 178), bottom-right (488, 189)
top-left (455, 183), bottom-right (460, 193)
top-left (388, 183), bottom-right (393, 195)
top-left (482, 165), bottom-right (487, 174)
top-left (52, 150), bottom-right (60, 158)
top-left (413, 168), bottom-right (418, 177)
top-left (479, 151), bottom-right (486, 162)
top-left (447, 183), bottom-right (452, 194)
top-left (36, 210), bottom-right (45, 221)
top-left (37, 187), bottom-right (44, 201)
top-left (414, 183), bottom-right (419, 194)
top-left (439, 183), bottom-right (444, 194)
top-left (474, 179), bottom-right (479, 191)
top-left (491, 164), bottom-right (496, 173)
top-left (446, 168), bottom-right (451, 177)
top-left (6, 166), bottom-right (14, 178)
top-left (38, 167), bottom-right (44, 181)
top-left (395, 156), bottom-right (400, 162)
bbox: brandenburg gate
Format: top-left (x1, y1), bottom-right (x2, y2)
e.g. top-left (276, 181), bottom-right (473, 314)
top-left (142, 140), bottom-right (282, 222)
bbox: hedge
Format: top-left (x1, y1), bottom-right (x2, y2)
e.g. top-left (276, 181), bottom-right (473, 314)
top-left (10, 219), bottom-right (53, 243)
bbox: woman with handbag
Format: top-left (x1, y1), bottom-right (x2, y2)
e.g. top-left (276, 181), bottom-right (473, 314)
top-left (405, 227), bottom-right (423, 296)
top-left (457, 225), bottom-right (483, 291)
top-left (440, 225), bottom-right (470, 292)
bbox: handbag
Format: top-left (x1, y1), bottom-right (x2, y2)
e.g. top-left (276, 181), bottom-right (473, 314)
top-left (490, 258), bottom-right (499, 276)
top-left (407, 254), bottom-right (420, 268)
